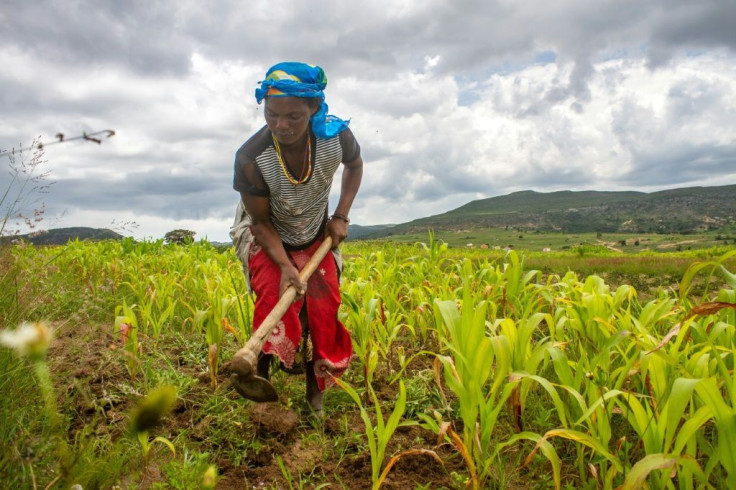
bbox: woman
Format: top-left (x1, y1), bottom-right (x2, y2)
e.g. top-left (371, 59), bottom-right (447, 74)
top-left (230, 62), bottom-right (363, 413)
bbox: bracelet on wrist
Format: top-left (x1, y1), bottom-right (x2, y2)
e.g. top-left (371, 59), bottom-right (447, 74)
top-left (330, 213), bottom-right (350, 224)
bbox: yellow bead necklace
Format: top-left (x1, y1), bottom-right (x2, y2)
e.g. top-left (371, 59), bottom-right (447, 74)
top-left (272, 134), bottom-right (312, 185)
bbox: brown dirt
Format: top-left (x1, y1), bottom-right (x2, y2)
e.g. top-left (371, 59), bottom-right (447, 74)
top-left (41, 321), bottom-right (461, 489)
top-left (657, 239), bottom-right (700, 249)
top-left (249, 403), bottom-right (299, 435)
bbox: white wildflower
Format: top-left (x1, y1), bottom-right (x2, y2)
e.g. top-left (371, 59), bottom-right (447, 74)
top-left (0, 321), bottom-right (52, 357)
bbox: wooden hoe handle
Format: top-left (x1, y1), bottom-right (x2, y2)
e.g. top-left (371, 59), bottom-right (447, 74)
top-left (231, 237), bottom-right (334, 377)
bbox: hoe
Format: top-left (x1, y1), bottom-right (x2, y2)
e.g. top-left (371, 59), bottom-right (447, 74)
top-left (230, 236), bottom-right (333, 402)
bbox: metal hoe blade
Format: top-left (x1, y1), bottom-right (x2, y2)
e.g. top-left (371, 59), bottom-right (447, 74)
top-left (230, 373), bottom-right (278, 402)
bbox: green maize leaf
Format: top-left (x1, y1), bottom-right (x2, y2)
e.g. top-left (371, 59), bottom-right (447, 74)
top-left (383, 381), bottom-right (407, 445)
top-left (522, 269), bottom-right (539, 287)
top-left (434, 300), bottom-right (459, 334)
top-left (613, 284), bottom-right (636, 309)
top-left (547, 345), bottom-right (575, 387)
top-left (590, 328), bottom-right (632, 372)
top-left (717, 252), bottom-right (736, 288)
top-left (479, 381), bottom-right (517, 453)
top-left (609, 348), bottom-right (640, 391)
top-left (417, 413), bottom-right (440, 436)
top-left (542, 429), bottom-right (623, 471)
top-left (680, 261), bottom-right (716, 301)
top-left (334, 378), bottom-right (378, 479)
top-left (707, 320), bottom-right (732, 345)
top-left (152, 435), bottom-right (176, 456)
top-left (694, 378), bottom-right (736, 486)
top-left (708, 344), bottom-right (736, 411)
top-left (513, 372), bottom-right (569, 428)
top-left (704, 449), bottom-right (722, 483)
top-left (662, 378), bottom-right (702, 452)
top-left (718, 289), bottom-right (736, 306)
top-left (671, 405), bottom-right (713, 455)
top-left (372, 382), bottom-right (385, 435)
top-left (622, 453), bottom-right (707, 490)
top-left (517, 313), bottom-right (546, 355)
top-left (498, 431), bottom-right (561, 490)
top-left (574, 389), bottom-right (624, 428)
top-left (668, 317), bottom-right (694, 358)
top-left (642, 353), bottom-right (669, 402)
top-left (622, 453), bottom-right (677, 490)
top-left (684, 348), bottom-right (713, 378)
top-left (676, 454), bottom-right (709, 488)
top-left (557, 384), bottom-right (591, 426)
top-left (614, 392), bottom-right (659, 453)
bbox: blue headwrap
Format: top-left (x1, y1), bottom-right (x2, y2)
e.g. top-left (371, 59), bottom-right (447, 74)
top-left (255, 62), bottom-right (350, 139)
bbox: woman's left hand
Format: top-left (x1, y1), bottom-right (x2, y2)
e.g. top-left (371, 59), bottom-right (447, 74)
top-left (325, 216), bottom-right (348, 248)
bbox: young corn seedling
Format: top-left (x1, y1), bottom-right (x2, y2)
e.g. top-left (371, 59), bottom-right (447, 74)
top-left (335, 378), bottom-right (427, 490)
top-left (614, 376), bottom-right (712, 488)
top-left (541, 316), bottom-right (633, 486)
top-left (204, 278), bottom-right (236, 388)
top-left (488, 312), bottom-right (553, 432)
top-left (430, 275), bottom-right (519, 488)
top-left (228, 267), bottom-right (253, 346)
top-left (114, 301), bottom-right (142, 380)
top-left (498, 250), bottom-right (543, 319)
top-left (678, 249), bottom-right (736, 304)
top-left (342, 286), bottom-right (380, 390)
top-left (414, 228), bottom-right (448, 265)
top-left (145, 273), bottom-right (182, 341)
top-left (372, 300), bottom-right (406, 375)
top-left (686, 302), bottom-right (736, 486)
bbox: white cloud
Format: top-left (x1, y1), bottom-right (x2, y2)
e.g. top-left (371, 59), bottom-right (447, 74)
top-left (1, 0), bottom-right (735, 241)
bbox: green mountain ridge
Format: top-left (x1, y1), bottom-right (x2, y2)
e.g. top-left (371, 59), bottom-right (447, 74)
top-left (366, 184), bottom-right (736, 238)
top-left (2, 227), bottom-right (123, 245)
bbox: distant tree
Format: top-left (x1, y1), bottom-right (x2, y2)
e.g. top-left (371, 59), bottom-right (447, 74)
top-left (164, 229), bottom-right (196, 245)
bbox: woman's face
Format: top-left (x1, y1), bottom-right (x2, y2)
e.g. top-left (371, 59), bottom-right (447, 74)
top-left (264, 97), bottom-right (316, 146)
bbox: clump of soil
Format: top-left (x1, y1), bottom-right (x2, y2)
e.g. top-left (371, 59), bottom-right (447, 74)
top-left (249, 403), bottom-right (299, 435)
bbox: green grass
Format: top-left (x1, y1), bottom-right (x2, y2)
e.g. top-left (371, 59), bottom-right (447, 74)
top-left (377, 228), bottom-right (736, 254)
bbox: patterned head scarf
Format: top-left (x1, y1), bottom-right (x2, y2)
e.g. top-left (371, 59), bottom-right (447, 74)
top-left (255, 62), bottom-right (349, 139)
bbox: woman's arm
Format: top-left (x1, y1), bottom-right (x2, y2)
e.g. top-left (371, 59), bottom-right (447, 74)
top-left (325, 155), bottom-right (363, 247)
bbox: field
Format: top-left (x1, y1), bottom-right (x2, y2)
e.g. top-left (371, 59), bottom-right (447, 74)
top-left (383, 228), bottom-right (736, 254)
top-left (1, 235), bottom-right (736, 489)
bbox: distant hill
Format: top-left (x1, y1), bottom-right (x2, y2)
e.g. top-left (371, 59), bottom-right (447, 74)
top-left (346, 223), bottom-right (396, 240)
top-left (3, 227), bottom-right (123, 245)
top-left (366, 185), bottom-right (736, 238)
top-left (4, 185), bottom-right (733, 245)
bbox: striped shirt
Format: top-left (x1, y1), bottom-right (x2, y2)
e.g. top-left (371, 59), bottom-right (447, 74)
top-left (233, 126), bottom-right (360, 247)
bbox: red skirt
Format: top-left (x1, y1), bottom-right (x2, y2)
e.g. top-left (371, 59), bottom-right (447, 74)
top-left (248, 238), bottom-right (352, 391)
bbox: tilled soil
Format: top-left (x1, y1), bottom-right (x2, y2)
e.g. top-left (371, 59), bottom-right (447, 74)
top-left (43, 321), bottom-right (461, 489)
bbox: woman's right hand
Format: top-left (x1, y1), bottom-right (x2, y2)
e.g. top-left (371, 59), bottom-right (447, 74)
top-left (279, 264), bottom-right (306, 298)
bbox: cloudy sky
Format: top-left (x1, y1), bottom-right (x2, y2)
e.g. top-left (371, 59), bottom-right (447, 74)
top-left (2, 0), bottom-right (735, 242)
